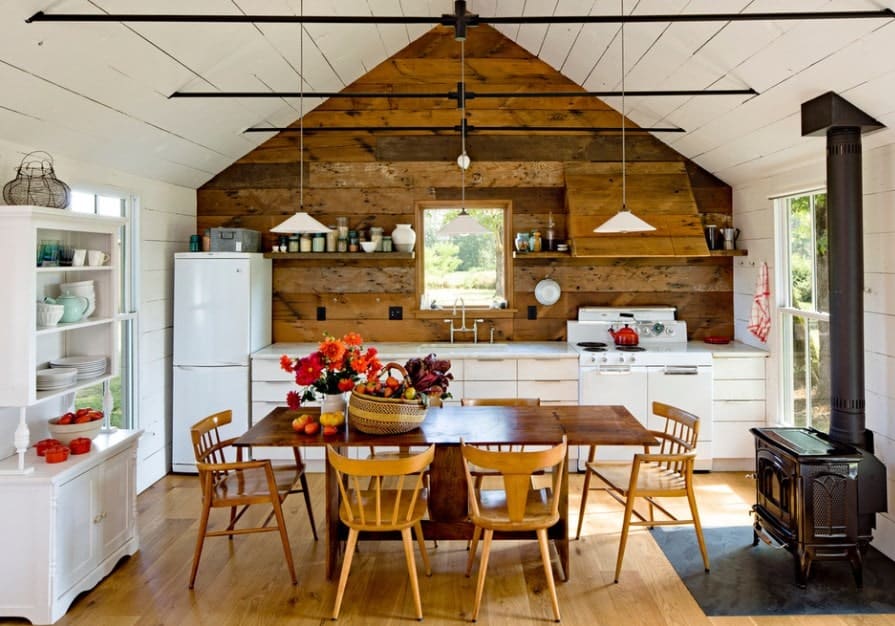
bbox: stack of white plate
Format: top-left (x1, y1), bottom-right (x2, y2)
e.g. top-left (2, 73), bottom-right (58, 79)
top-left (49, 355), bottom-right (107, 380)
top-left (36, 367), bottom-right (78, 391)
top-left (60, 280), bottom-right (96, 318)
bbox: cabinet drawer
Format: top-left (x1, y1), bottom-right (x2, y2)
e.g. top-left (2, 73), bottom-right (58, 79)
top-left (520, 379), bottom-right (578, 402)
top-left (713, 400), bottom-right (765, 421)
top-left (517, 358), bottom-right (579, 381)
top-left (713, 421), bottom-right (764, 458)
top-left (464, 380), bottom-right (517, 399)
top-left (252, 381), bottom-right (293, 402)
top-left (251, 358), bottom-right (293, 382)
top-left (464, 358), bottom-right (516, 380)
top-left (713, 379), bottom-right (765, 401)
top-left (713, 357), bottom-right (765, 380)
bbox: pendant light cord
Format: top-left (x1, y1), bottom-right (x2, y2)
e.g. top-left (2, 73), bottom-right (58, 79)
top-left (299, 0), bottom-right (304, 209)
top-left (620, 0), bottom-right (626, 212)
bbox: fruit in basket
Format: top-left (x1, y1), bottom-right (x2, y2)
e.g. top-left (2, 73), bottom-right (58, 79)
top-left (403, 387), bottom-right (417, 400)
top-left (57, 412), bottom-right (74, 425)
top-left (292, 414), bottom-right (314, 432)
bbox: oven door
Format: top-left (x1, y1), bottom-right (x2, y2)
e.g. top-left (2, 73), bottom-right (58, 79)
top-left (578, 365), bottom-right (649, 469)
top-left (647, 365), bottom-right (713, 470)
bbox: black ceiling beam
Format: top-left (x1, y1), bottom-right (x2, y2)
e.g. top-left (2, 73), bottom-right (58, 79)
top-left (242, 125), bottom-right (685, 134)
top-left (170, 88), bottom-right (756, 99)
top-left (26, 9), bottom-right (894, 25)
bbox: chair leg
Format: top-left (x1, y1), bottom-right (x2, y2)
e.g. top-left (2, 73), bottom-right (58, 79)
top-left (189, 499), bottom-right (212, 589)
top-left (465, 525), bottom-right (482, 577)
top-left (402, 527), bottom-right (424, 620)
top-left (470, 528), bottom-right (493, 622)
top-left (332, 528), bottom-right (359, 620)
top-left (271, 494), bottom-right (297, 585)
top-left (537, 528), bottom-right (561, 623)
top-left (575, 467), bottom-right (593, 540)
top-left (413, 521), bottom-right (432, 576)
top-left (687, 483), bottom-right (710, 573)
top-left (298, 471), bottom-right (318, 541)
top-left (614, 492), bottom-right (637, 583)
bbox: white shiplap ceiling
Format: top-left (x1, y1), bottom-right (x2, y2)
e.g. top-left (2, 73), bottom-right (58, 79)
top-left (1, 0), bottom-right (894, 189)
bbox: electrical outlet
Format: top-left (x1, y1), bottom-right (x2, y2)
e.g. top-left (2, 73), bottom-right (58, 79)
top-left (317, 306), bottom-right (326, 321)
top-left (527, 305), bottom-right (537, 320)
top-left (389, 306), bottom-right (403, 320)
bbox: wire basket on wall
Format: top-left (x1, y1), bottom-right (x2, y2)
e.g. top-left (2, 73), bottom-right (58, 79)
top-left (2, 151), bottom-right (71, 209)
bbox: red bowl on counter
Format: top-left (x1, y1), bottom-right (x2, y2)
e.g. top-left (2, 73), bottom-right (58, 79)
top-left (44, 445), bottom-right (70, 464)
top-left (69, 437), bottom-right (92, 455)
top-left (35, 438), bottom-right (62, 457)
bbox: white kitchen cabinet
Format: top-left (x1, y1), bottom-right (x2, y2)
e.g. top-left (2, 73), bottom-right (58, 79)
top-left (463, 358), bottom-right (517, 399)
top-left (0, 431), bottom-right (139, 625)
top-left (712, 354), bottom-right (768, 470)
top-left (648, 366), bottom-right (713, 470)
top-left (517, 357), bottom-right (578, 404)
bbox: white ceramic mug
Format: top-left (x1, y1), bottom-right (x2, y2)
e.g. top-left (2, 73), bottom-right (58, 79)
top-left (87, 250), bottom-right (109, 266)
top-left (72, 249), bottom-right (87, 266)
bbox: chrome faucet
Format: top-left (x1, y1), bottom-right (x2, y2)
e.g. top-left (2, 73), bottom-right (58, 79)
top-left (444, 297), bottom-right (484, 343)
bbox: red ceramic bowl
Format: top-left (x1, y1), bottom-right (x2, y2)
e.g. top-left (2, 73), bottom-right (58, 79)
top-left (69, 437), bottom-right (92, 455)
top-left (44, 445), bottom-right (70, 464)
top-left (35, 438), bottom-right (62, 457)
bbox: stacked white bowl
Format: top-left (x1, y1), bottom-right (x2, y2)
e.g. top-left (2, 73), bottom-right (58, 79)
top-left (60, 280), bottom-right (95, 318)
top-left (36, 301), bottom-right (65, 327)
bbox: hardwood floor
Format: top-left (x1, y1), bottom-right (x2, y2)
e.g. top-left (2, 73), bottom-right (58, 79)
top-left (6, 471), bottom-right (894, 625)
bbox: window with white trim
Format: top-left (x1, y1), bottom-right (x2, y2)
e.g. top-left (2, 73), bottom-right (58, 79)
top-left (776, 189), bottom-right (830, 431)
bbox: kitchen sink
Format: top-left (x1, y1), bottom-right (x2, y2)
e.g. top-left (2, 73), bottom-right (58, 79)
top-left (416, 342), bottom-right (508, 352)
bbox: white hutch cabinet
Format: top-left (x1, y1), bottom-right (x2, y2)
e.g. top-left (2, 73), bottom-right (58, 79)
top-left (0, 206), bottom-right (140, 624)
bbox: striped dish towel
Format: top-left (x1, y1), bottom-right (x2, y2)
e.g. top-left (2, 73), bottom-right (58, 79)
top-left (747, 261), bottom-right (771, 342)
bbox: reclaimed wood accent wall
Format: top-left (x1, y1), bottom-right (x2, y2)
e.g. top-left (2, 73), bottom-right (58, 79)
top-left (197, 25), bottom-right (734, 344)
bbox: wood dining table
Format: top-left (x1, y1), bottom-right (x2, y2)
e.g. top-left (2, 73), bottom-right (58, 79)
top-left (234, 404), bottom-right (657, 581)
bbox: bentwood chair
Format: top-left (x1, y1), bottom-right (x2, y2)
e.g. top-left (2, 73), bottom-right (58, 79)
top-left (461, 436), bottom-right (567, 622)
top-left (188, 410), bottom-right (309, 589)
top-left (575, 401), bottom-right (710, 582)
top-left (328, 444), bottom-right (436, 620)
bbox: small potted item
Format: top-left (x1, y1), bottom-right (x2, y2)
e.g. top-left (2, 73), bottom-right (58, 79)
top-left (44, 445), bottom-right (70, 464)
top-left (68, 437), bottom-right (92, 455)
top-left (35, 438), bottom-right (62, 457)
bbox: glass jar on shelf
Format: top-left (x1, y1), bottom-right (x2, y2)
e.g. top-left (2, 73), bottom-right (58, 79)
top-left (515, 232), bottom-right (530, 253)
top-left (529, 230), bottom-right (542, 253)
top-left (312, 233), bottom-right (326, 252)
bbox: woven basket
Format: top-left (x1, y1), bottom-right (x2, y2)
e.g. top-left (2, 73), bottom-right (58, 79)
top-left (348, 363), bottom-right (427, 435)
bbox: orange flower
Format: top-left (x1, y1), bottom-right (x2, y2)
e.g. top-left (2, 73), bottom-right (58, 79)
top-left (319, 336), bottom-right (347, 363)
top-left (280, 354), bottom-right (294, 373)
top-left (349, 355), bottom-right (369, 374)
top-left (337, 378), bottom-right (355, 392)
top-left (343, 332), bottom-right (363, 346)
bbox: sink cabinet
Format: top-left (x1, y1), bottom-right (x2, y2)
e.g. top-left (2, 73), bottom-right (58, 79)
top-left (0, 431), bottom-right (139, 624)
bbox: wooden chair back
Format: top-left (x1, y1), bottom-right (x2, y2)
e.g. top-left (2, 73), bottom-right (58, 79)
top-left (461, 436), bottom-right (566, 524)
top-left (190, 409), bottom-right (241, 482)
top-left (327, 444), bottom-right (435, 529)
top-left (650, 401), bottom-right (699, 474)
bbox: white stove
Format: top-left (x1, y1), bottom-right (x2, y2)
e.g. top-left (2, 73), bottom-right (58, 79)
top-left (568, 306), bottom-right (713, 470)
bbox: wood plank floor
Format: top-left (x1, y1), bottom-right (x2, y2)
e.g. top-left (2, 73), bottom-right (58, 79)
top-left (6, 471), bottom-right (894, 626)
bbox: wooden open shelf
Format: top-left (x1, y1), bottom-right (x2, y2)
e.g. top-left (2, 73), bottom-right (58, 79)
top-left (264, 251), bottom-right (415, 260)
top-left (512, 251), bottom-right (571, 259)
top-left (709, 249), bottom-right (748, 256)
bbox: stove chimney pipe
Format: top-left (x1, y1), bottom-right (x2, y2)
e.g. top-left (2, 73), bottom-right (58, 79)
top-left (802, 92), bottom-right (884, 449)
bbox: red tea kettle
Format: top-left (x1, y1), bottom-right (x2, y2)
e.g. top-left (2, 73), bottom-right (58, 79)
top-left (608, 324), bottom-right (639, 346)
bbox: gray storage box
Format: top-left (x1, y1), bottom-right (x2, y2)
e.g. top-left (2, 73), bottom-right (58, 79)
top-left (209, 227), bottom-right (261, 252)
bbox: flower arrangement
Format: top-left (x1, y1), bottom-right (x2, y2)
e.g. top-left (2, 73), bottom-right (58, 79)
top-left (280, 332), bottom-right (382, 409)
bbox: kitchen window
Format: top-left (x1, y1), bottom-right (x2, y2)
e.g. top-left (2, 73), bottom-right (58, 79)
top-left (70, 190), bottom-right (138, 429)
top-left (418, 200), bottom-right (512, 309)
top-left (776, 189), bottom-right (830, 431)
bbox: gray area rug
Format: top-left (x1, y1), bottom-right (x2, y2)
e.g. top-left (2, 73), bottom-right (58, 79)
top-left (651, 525), bottom-right (895, 615)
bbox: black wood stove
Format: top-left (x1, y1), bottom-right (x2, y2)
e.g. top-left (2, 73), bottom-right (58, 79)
top-left (750, 93), bottom-right (887, 588)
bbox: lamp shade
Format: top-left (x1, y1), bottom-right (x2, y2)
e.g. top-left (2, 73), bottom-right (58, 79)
top-left (436, 209), bottom-right (490, 237)
top-left (271, 212), bottom-right (331, 233)
top-left (593, 209), bottom-right (656, 234)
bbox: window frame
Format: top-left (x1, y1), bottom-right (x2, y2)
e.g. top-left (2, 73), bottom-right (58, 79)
top-left (415, 199), bottom-right (514, 311)
top-left (775, 188), bottom-right (829, 430)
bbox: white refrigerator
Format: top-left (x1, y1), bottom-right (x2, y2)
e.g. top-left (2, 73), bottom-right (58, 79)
top-left (172, 252), bottom-right (271, 473)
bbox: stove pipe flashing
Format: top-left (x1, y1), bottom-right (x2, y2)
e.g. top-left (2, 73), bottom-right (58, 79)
top-left (801, 92), bottom-right (884, 450)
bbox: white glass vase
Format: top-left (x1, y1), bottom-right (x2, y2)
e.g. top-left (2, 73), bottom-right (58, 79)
top-left (321, 392), bottom-right (348, 415)
top-left (391, 224), bottom-right (416, 253)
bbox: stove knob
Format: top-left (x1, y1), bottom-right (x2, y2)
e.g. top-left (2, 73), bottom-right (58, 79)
top-left (627, 354), bottom-right (636, 363)
top-left (601, 355), bottom-right (609, 363)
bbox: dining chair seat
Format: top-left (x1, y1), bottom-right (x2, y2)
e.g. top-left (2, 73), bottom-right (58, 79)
top-left (475, 488), bottom-right (557, 531)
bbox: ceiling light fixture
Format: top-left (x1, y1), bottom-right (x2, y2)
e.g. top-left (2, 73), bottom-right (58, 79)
top-left (594, 1), bottom-right (655, 235)
top-left (271, 0), bottom-right (329, 236)
top-left (437, 39), bottom-right (488, 238)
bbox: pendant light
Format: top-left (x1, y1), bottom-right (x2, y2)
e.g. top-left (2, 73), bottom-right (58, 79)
top-left (437, 38), bottom-right (488, 237)
top-left (594, 1), bottom-right (655, 234)
top-left (272, 0), bottom-right (329, 236)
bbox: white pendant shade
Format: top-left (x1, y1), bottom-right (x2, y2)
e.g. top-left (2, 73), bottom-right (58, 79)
top-left (437, 210), bottom-right (490, 237)
top-left (593, 209), bottom-right (656, 234)
top-left (271, 212), bottom-right (331, 233)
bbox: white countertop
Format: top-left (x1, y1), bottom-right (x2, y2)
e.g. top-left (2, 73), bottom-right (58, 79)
top-left (252, 340), bottom-right (767, 360)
